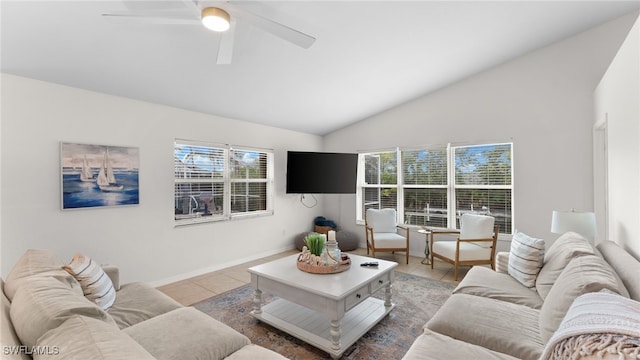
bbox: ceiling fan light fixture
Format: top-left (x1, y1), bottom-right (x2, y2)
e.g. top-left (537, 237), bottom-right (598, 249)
top-left (201, 7), bottom-right (230, 32)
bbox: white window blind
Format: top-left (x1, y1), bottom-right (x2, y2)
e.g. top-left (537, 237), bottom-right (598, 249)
top-left (453, 143), bottom-right (512, 233)
top-left (174, 140), bottom-right (273, 226)
top-left (230, 148), bottom-right (274, 216)
top-left (356, 142), bottom-right (514, 234)
top-left (401, 147), bottom-right (448, 228)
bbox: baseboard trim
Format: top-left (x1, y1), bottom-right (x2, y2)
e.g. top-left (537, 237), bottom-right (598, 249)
top-left (148, 245), bottom-right (295, 287)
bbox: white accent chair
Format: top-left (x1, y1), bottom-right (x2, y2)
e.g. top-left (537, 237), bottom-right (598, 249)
top-left (365, 208), bottom-right (410, 264)
top-left (430, 213), bottom-right (498, 281)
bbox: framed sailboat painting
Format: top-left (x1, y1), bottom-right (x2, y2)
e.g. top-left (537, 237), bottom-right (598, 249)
top-left (61, 142), bottom-right (140, 209)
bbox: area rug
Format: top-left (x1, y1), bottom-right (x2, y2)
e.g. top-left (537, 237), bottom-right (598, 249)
top-left (193, 272), bottom-right (455, 360)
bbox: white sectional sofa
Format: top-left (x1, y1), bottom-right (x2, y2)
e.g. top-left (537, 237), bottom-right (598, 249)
top-left (1, 249), bottom-right (286, 360)
top-left (403, 232), bottom-right (640, 360)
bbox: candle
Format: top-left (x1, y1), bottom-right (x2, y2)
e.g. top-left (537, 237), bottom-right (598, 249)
top-left (328, 230), bottom-right (336, 242)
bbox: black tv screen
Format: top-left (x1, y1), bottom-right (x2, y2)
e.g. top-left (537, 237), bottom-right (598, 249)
top-left (286, 151), bottom-right (358, 194)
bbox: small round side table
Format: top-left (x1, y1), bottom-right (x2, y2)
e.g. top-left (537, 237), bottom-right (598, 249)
top-left (418, 228), bottom-right (431, 265)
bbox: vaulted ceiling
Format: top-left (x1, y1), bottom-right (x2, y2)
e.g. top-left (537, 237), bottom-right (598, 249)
top-left (3, 1), bottom-right (640, 135)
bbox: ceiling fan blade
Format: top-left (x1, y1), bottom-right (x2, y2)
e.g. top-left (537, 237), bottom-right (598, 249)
top-left (179, 0), bottom-right (202, 17)
top-left (102, 13), bottom-right (200, 25)
top-left (217, 19), bottom-right (236, 65)
top-left (227, 4), bottom-right (315, 49)
top-left (122, 1), bottom-right (189, 12)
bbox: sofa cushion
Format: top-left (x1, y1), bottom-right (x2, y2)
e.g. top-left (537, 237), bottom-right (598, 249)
top-left (225, 344), bottom-right (288, 360)
top-left (3, 249), bottom-right (67, 301)
top-left (460, 213), bottom-right (495, 248)
top-left (597, 240), bottom-right (639, 301)
top-left (453, 266), bottom-right (543, 309)
top-left (366, 208), bottom-right (398, 233)
top-left (426, 293), bottom-right (543, 360)
top-left (507, 231), bottom-right (544, 289)
top-left (370, 232), bottom-right (407, 248)
top-left (108, 282), bottom-right (182, 329)
top-left (495, 251), bottom-right (510, 274)
top-left (124, 307), bottom-right (251, 360)
top-left (10, 276), bottom-right (117, 348)
top-left (1, 281), bottom-right (30, 360)
top-left (536, 232), bottom-right (595, 299)
top-left (539, 254), bottom-right (624, 343)
top-left (594, 247), bottom-right (631, 299)
top-left (35, 316), bottom-right (155, 360)
top-left (63, 253), bottom-right (116, 310)
top-left (432, 241), bottom-right (492, 261)
top-left (402, 329), bottom-right (520, 360)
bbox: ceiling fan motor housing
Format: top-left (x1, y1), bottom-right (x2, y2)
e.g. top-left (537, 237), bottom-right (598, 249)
top-left (201, 7), bottom-right (230, 32)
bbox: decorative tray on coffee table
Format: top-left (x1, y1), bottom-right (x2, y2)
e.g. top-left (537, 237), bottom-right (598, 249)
top-left (296, 252), bottom-right (351, 274)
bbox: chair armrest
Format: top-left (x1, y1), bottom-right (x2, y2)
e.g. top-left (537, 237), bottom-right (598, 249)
top-left (102, 265), bottom-right (120, 291)
top-left (495, 252), bottom-right (510, 274)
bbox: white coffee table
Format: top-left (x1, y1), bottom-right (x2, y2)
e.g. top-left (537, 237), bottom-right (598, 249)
top-left (248, 253), bottom-right (397, 359)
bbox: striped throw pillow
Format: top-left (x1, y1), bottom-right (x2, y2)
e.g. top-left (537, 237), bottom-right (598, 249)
top-left (63, 254), bottom-right (116, 310)
top-left (508, 232), bottom-right (545, 289)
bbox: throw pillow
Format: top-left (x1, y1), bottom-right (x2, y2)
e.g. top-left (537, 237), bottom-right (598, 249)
top-left (63, 253), bottom-right (116, 310)
top-left (508, 231), bottom-right (545, 289)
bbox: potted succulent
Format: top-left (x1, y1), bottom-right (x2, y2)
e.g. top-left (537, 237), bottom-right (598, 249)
top-left (304, 232), bottom-right (325, 257)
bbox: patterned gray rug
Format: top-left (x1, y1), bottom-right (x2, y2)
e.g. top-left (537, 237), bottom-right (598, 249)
top-left (193, 272), bottom-right (455, 359)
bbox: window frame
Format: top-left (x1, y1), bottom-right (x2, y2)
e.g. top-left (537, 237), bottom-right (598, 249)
top-left (401, 145), bottom-right (450, 228)
top-left (356, 142), bottom-right (514, 234)
top-left (356, 150), bottom-right (399, 223)
top-left (174, 139), bottom-right (274, 226)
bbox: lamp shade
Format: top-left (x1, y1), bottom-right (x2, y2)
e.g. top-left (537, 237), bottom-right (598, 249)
top-left (550, 210), bottom-right (597, 237)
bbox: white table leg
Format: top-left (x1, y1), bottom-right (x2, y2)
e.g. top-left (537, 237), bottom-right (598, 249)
top-left (330, 319), bottom-right (341, 351)
top-left (384, 283), bottom-right (392, 307)
top-left (253, 289), bottom-right (262, 314)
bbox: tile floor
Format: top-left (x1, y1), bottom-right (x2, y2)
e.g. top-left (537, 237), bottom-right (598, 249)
top-left (157, 248), bottom-right (470, 306)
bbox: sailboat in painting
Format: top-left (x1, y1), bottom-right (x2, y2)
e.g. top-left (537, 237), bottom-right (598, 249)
top-left (97, 149), bottom-right (124, 192)
top-left (80, 155), bottom-right (94, 182)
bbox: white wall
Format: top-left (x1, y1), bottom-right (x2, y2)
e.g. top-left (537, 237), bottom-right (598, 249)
top-left (594, 15), bottom-right (640, 258)
top-left (323, 12), bottom-right (639, 257)
top-left (3, 13), bottom-right (639, 282)
top-left (0, 74), bottom-right (324, 284)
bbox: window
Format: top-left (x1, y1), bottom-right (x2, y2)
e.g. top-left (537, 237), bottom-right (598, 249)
top-left (357, 142), bottom-right (513, 234)
top-left (402, 147), bottom-right (448, 228)
top-left (174, 140), bottom-right (273, 226)
top-left (358, 151), bottom-right (398, 216)
top-left (454, 144), bottom-right (512, 233)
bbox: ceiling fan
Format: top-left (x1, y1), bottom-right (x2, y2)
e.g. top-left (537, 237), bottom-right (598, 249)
top-left (102, 1), bottom-right (316, 65)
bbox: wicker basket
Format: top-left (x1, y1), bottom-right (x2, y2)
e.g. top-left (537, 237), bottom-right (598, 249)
top-left (296, 254), bottom-right (351, 274)
top-left (314, 225), bottom-right (336, 234)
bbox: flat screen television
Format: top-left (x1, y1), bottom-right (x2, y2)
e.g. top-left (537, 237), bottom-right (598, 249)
top-left (286, 151), bottom-right (358, 194)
